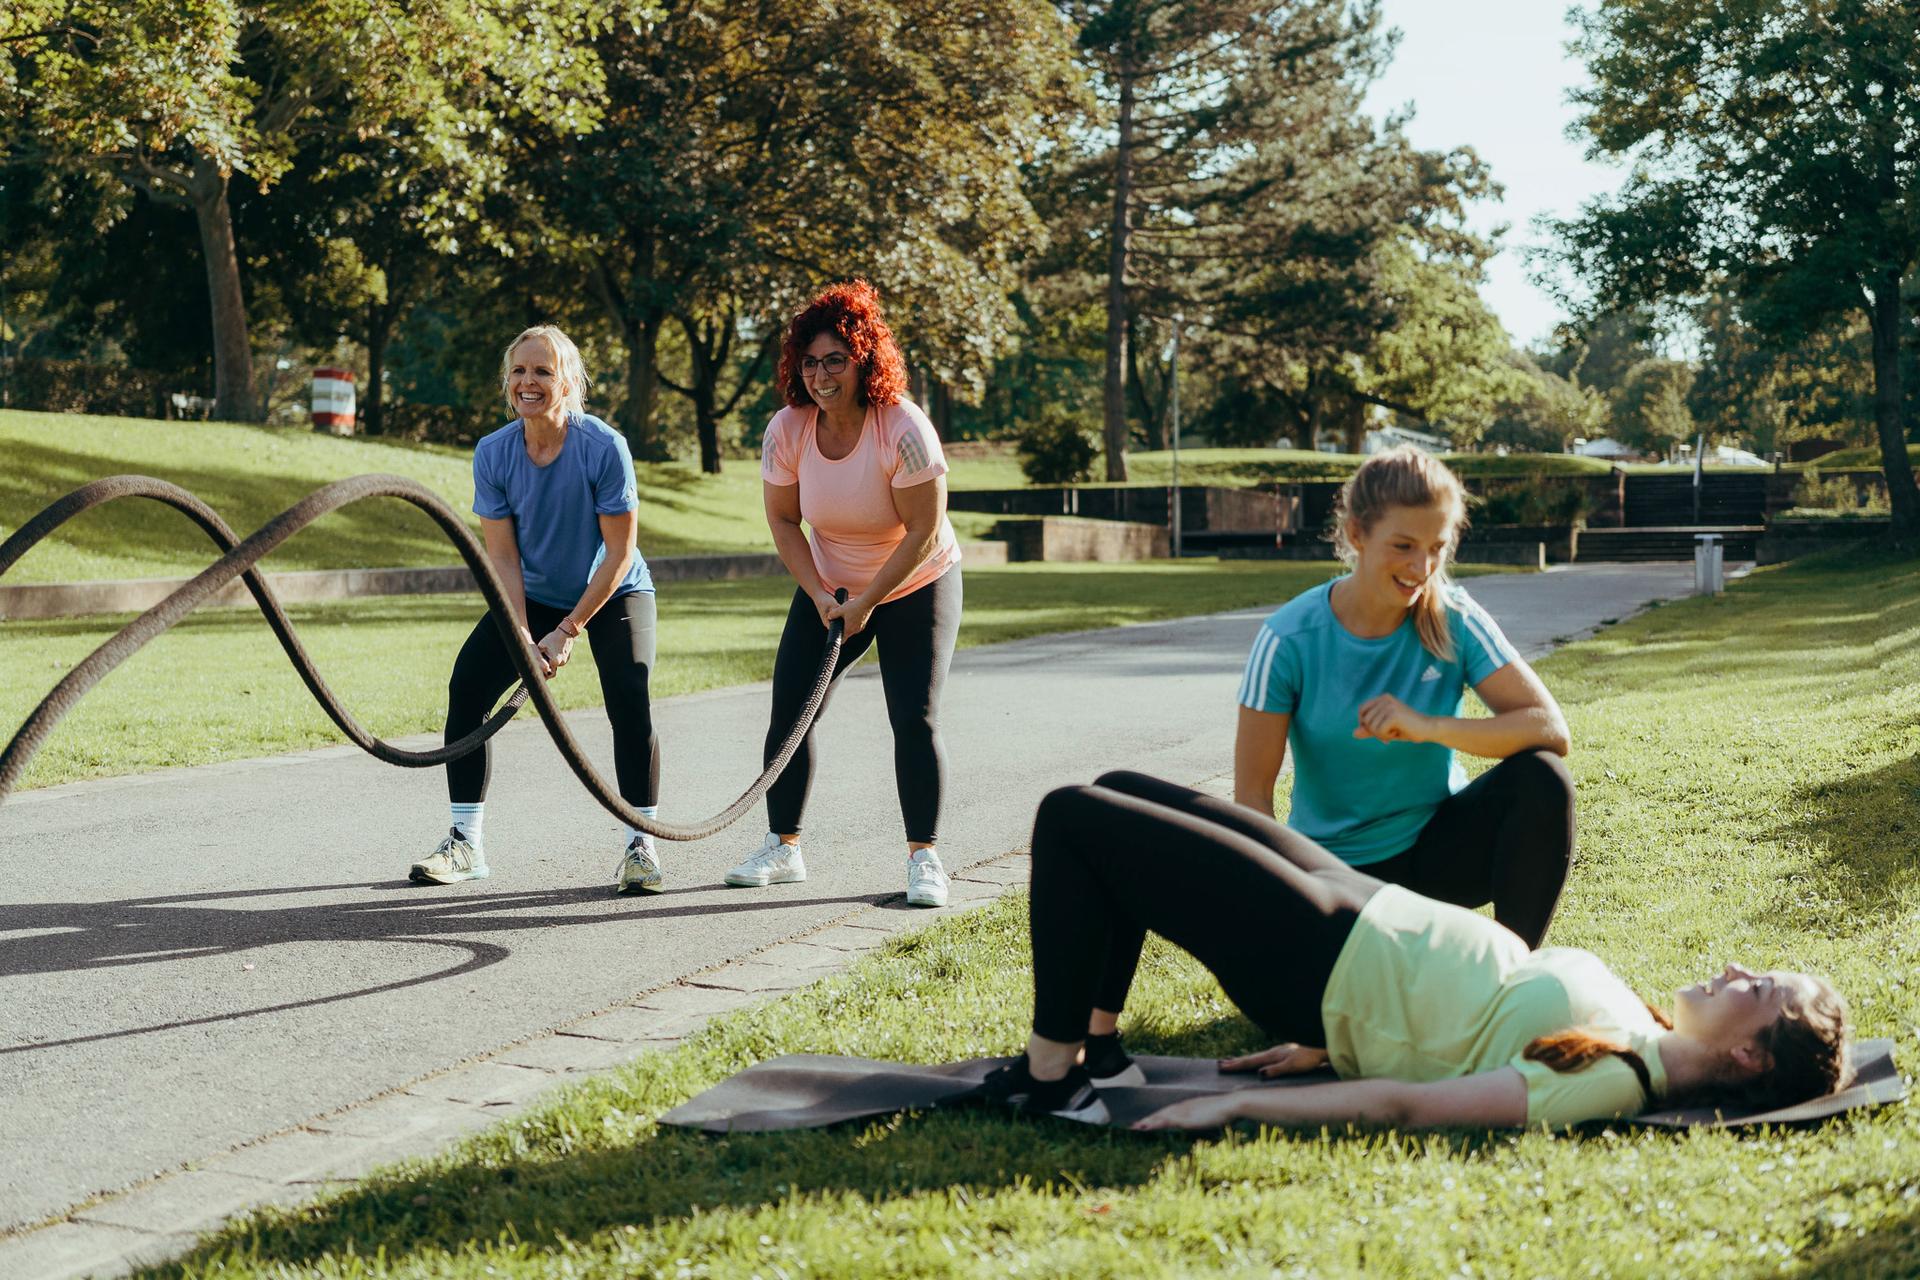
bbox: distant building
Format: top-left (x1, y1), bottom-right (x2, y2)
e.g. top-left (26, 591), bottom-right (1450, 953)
top-left (1572, 436), bottom-right (1640, 461)
top-left (1364, 423), bottom-right (1447, 455)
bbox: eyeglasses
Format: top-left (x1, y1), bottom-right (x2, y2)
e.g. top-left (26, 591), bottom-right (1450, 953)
top-left (800, 353), bottom-right (851, 376)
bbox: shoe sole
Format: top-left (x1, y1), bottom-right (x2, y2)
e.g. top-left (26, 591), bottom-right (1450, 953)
top-left (615, 878), bottom-right (664, 895)
top-left (1042, 1096), bottom-right (1112, 1125)
top-left (1088, 1062), bottom-right (1147, 1089)
top-left (409, 866), bottom-right (490, 885)
top-left (725, 868), bottom-right (807, 887)
top-left (906, 887), bottom-right (947, 908)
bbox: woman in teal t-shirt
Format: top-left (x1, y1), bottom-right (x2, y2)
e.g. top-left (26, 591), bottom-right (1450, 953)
top-left (1235, 446), bottom-right (1574, 948)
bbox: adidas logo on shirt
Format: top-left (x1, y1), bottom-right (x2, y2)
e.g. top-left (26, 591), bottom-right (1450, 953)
top-left (1420, 664), bottom-right (1442, 682)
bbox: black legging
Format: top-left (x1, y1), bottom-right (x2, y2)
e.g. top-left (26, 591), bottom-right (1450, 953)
top-left (1029, 771), bottom-right (1378, 1046)
top-left (1364, 748), bottom-right (1575, 949)
top-left (762, 565), bottom-right (961, 843)
top-left (444, 592), bottom-right (660, 807)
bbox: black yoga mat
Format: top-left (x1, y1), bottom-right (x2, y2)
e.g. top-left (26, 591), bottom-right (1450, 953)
top-left (657, 1040), bottom-right (1902, 1134)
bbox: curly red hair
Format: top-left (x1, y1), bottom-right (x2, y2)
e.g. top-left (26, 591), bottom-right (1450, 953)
top-left (778, 280), bottom-right (909, 409)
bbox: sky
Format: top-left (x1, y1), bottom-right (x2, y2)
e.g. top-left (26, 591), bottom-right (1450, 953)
top-left (1362, 1), bottom-right (1623, 349)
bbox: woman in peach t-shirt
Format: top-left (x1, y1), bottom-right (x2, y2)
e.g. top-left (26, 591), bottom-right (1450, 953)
top-left (725, 281), bottom-right (963, 907)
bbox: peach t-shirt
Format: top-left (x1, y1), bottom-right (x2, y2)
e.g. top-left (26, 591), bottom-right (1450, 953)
top-left (761, 400), bottom-right (961, 603)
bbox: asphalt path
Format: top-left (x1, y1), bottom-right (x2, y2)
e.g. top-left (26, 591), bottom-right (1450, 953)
top-left (0, 562), bottom-right (1706, 1230)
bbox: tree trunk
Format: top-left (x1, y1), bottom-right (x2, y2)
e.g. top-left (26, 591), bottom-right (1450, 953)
top-left (186, 156), bottom-right (257, 422)
top-left (1867, 274), bottom-right (1920, 540)
top-left (622, 314), bottom-right (665, 459)
top-left (1101, 53), bottom-right (1137, 481)
top-left (1127, 338), bottom-right (1165, 451)
top-left (683, 318), bottom-right (723, 475)
top-left (364, 304), bottom-right (389, 436)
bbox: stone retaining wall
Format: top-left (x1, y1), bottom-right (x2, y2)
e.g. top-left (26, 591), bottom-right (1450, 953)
top-left (1, 546), bottom-right (1012, 621)
top-left (991, 517), bottom-right (1168, 562)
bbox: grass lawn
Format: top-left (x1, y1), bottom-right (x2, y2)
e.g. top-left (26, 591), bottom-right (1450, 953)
top-left (121, 547), bottom-right (1920, 1278)
top-left (0, 560), bottom-right (1378, 790)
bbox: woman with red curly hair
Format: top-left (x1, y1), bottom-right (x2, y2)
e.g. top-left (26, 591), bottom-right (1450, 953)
top-left (725, 281), bottom-right (964, 907)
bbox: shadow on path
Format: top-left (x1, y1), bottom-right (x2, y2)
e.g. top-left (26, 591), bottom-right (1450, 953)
top-left (1, 883), bottom-right (884, 1053)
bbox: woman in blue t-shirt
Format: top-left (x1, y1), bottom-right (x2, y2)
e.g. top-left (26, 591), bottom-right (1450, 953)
top-left (1233, 446), bottom-right (1574, 947)
top-left (407, 325), bottom-right (664, 895)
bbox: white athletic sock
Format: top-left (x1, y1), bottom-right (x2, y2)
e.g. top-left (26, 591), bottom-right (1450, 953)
top-left (626, 806), bottom-right (659, 849)
top-left (450, 803), bottom-right (484, 854)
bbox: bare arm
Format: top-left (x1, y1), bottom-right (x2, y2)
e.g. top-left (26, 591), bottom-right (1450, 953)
top-left (829, 475), bottom-right (945, 636)
top-left (1134, 1067), bottom-right (1528, 1132)
top-left (1355, 661), bottom-right (1571, 759)
top-left (764, 479), bottom-right (836, 625)
top-left (1233, 705), bottom-right (1291, 816)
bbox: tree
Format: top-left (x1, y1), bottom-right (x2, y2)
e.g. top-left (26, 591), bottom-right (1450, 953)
top-left (2, 1), bottom-right (615, 421)
top-left (1689, 291), bottom-right (1880, 456)
top-left (1484, 352), bottom-right (1608, 453)
top-left (1066, 0), bottom-right (1388, 477)
top-left (527, 0), bottom-right (1079, 470)
top-left (1550, 0), bottom-right (1920, 537)
top-left (1612, 357), bottom-right (1696, 456)
top-left (1348, 240), bottom-right (1528, 448)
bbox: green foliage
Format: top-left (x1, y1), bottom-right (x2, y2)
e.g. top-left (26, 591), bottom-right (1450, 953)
top-left (1552, 0), bottom-right (1920, 532)
top-left (1791, 470), bottom-right (1891, 518)
top-left (1611, 358), bottom-right (1695, 455)
top-left (1484, 352), bottom-right (1608, 453)
top-left (1010, 405), bottom-right (1100, 484)
top-left (1472, 476), bottom-right (1593, 527)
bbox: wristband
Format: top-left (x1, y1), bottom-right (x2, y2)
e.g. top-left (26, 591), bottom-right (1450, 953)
top-left (557, 617), bottom-right (582, 638)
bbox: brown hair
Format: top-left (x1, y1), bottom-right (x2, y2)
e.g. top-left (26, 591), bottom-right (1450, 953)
top-left (777, 279), bottom-right (909, 410)
top-left (1523, 979), bottom-right (1854, 1112)
top-left (1330, 446), bottom-right (1469, 662)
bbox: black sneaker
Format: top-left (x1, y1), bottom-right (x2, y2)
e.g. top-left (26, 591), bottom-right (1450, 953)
top-left (949, 1055), bottom-right (1111, 1124)
top-left (1083, 1032), bottom-right (1147, 1088)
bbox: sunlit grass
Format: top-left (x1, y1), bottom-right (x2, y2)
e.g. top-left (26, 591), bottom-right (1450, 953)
top-left (121, 546), bottom-right (1920, 1278)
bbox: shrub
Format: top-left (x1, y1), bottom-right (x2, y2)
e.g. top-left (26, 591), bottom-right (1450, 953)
top-left (1472, 475), bottom-right (1593, 526)
top-left (1791, 469), bottom-right (1890, 516)
top-left (1011, 405), bottom-right (1099, 485)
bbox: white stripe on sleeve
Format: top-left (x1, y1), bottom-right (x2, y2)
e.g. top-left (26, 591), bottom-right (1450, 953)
top-left (1460, 599), bottom-right (1519, 670)
top-left (1238, 627), bottom-right (1283, 709)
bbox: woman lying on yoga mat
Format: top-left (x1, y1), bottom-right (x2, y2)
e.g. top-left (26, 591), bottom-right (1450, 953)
top-left (971, 771), bottom-right (1851, 1130)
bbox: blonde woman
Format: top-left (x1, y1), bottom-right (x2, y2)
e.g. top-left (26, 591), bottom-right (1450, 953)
top-left (409, 325), bottom-right (665, 895)
top-left (1233, 445), bottom-right (1573, 943)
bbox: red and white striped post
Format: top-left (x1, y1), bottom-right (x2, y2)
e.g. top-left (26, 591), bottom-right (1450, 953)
top-left (311, 367), bottom-right (356, 435)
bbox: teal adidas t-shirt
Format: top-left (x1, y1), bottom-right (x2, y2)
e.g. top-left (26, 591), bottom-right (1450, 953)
top-left (1237, 579), bottom-right (1520, 864)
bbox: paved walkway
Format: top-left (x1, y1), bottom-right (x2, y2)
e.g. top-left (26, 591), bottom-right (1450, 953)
top-left (0, 563), bottom-right (1712, 1277)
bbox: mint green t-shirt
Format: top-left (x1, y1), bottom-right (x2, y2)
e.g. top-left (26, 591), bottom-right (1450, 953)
top-left (1322, 886), bottom-right (1668, 1127)
top-left (1237, 579), bottom-right (1520, 864)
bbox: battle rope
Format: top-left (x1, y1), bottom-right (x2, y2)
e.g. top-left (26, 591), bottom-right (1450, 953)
top-left (0, 474), bottom-right (845, 842)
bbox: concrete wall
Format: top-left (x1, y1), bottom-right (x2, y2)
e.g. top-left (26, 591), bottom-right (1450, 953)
top-left (992, 517), bottom-right (1168, 563)
top-left (0, 546), bottom-right (1012, 621)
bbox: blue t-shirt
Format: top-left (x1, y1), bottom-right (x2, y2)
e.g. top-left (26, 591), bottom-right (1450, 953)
top-left (1237, 579), bottom-right (1519, 864)
top-left (471, 413), bottom-right (652, 609)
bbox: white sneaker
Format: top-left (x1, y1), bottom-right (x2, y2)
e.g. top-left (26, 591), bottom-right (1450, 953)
top-left (725, 832), bottom-right (807, 887)
top-left (410, 828), bottom-right (489, 884)
top-left (906, 847), bottom-right (949, 908)
top-left (614, 834), bottom-right (663, 894)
